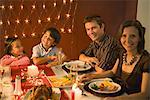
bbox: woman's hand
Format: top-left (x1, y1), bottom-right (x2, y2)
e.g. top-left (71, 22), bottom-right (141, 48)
top-left (85, 57), bottom-right (99, 67)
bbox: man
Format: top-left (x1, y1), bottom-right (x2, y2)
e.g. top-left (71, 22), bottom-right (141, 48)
top-left (79, 15), bottom-right (122, 73)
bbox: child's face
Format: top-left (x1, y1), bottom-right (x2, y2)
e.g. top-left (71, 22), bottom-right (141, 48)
top-left (41, 31), bottom-right (55, 50)
top-left (11, 39), bottom-right (24, 56)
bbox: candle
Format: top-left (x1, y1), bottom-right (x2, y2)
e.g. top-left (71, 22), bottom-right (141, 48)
top-left (27, 65), bottom-right (39, 77)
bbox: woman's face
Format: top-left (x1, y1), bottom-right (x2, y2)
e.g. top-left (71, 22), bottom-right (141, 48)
top-left (11, 39), bottom-right (24, 56)
top-left (41, 31), bottom-right (55, 50)
top-left (120, 26), bottom-right (140, 53)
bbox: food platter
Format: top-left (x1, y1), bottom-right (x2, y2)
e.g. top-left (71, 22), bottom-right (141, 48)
top-left (63, 60), bottom-right (91, 71)
top-left (47, 75), bottom-right (76, 88)
top-left (88, 80), bottom-right (121, 94)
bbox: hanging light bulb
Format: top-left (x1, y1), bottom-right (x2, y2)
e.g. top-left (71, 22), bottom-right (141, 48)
top-left (53, 2), bottom-right (56, 7)
top-left (7, 20), bottom-right (10, 25)
top-left (31, 33), bottom-right (36, 37)
top-left (63, 0), bottom-right (66, 4)
top-left (68, 28), bottom-right (72, 33)
top-left (9, 5), bottom-right (13, 10)
top-left (20, 5), bottom-right (24, 10)
top-left (32, 5), bottom-right (36, 9)
top-left (42, 4), bottom-right (46, 9)
top-left (66, 14), bottom-right (70, 18)
top-left (0, 5), bottom-right (5, 9)
top-left (60, 28), bottom-right (65, 33)
top-left (14, 34), bottom-right (18, 38)
top-left (4, 35), bottom-right (9, 39)
top-left (38, 19), bottom-right (41, 24)
top-left (47, 17), bottom-right (51, 22)
top-left (16, 19), bottom-right (20, 24)
top-left (25, 19), bottom-right (29, 24)
top-left (0, 20), bottom-right (3, 25)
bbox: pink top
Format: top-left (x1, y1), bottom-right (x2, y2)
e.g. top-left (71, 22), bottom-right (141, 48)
top-left (0, 55), bottom-right (30, 66)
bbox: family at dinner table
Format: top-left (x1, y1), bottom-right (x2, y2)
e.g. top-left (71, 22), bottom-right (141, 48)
top-left (0, 15), bottom-right (150, 100)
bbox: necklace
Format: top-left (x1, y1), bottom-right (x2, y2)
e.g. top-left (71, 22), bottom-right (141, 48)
top-left (123, 53), bottom-right (138, 66)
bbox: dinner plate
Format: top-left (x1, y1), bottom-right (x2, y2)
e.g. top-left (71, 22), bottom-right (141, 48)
top-left (88, 80), bottom-right (121, 94)
top-left (63, 60), bottom-right (91, 71)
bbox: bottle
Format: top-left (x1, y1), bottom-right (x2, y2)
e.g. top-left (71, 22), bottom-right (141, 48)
top-left (14, 75), bottom-right (23, 96)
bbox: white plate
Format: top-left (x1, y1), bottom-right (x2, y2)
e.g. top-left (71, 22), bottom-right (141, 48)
top-left (88, 80), bottom-right (121, 94)
top-left (64, 60), bottom-right (91, 71)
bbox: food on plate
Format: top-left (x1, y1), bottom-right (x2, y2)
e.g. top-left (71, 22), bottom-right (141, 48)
top-left (91, 80), bottom-right (119, 91)
top-left (48, 74), bottom-right (76, 87)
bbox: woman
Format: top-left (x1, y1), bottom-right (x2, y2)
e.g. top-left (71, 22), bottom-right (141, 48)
top-left (0, 37), bottom-right (30, 66)
top-left (80, 20), bottom-right (150, 100)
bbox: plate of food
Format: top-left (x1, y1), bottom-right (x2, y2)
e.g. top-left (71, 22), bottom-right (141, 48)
top-left (88, 80), bottom-right (121, 94)
top-left (63, 60), bottom-right (91, 71)
top-left (47, 74), bottom-right (76, 88)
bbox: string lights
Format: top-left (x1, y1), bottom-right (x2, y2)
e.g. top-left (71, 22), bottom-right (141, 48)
top-left (0, 0), bottom-right (78, 39)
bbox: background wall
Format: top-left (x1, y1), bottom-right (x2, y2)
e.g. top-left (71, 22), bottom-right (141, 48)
top-left (137, 0), bottom-right (150, 52)
top-left (0, 0), bottom-right (137, 60)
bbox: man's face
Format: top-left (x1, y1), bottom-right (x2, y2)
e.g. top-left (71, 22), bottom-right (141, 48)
top-left (85, 20), bottom-right (104, 41)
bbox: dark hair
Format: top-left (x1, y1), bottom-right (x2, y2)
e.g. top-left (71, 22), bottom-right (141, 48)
top-left (43, 27), bottom-right (61, 44)
top-left (83, 15), bottom-right (105, 29)
top-left (118, 20), bottom-right (145, 54)
top-left (29, 85), bottom-right (52, 100)
top-left (4, 37), bottom-right (19, 55)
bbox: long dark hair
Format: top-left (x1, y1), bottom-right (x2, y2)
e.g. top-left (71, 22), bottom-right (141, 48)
top-left (4, 37), bottom-right (19, 55)
top-left (117, 20), bottom-right (145, 54)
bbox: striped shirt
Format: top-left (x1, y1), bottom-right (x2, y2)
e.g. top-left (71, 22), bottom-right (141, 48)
top-left (81, 34), bottom-right (122, 70)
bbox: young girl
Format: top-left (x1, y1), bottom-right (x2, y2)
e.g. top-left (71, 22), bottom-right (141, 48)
top-left (0, 37), bottom-right (30, 67)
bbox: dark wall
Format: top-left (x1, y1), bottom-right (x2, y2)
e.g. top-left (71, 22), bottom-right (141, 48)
top-left (0, 0), bottom-right (137, 60)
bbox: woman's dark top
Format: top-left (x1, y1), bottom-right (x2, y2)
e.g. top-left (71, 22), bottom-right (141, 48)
top-left (115, 50), bottom-right (150, 94)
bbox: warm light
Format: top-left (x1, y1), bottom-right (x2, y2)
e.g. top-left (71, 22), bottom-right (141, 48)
top-left (0, 5), bottom-right (5, 9)
top-left (0, 20), bottom-right (3, 25)
top-left (68, 28), bottom-right (72, 33)
top-left (9, 5), bottom-right (13, 10)
top-left (66, 14), bottom-right (70, 18)
top-left (31, 33), bottom-right (35, 37)
top-left (16, 19), bottom-right (20, 24)
top-left (4, 35), bottom-right (9, 39)
top-left (7, 20), bottom-right (10, 25)
top-left (22, 33), bottom-right (26, 37)
top-left (70, 0), bottom-right (73, 3)
top-left (63, 0), bottom-right (66, 4)
top-left (25, 19), bottom-right (29, 23)
top-left (38, 19), bottom-right (41, 24)
top-left (53, 2), bottom-right (56, 7)
top-left (32, 5), bottom-right (36, 9)
top-left (42, 4), bottom-right (46, 9)
top-left (57, 15), bottom-right (60, 20)
top-left (60, 28), bottom-right (65, 33)
top-left (14, 34), bottom-right (18, 38)
top-left (47, 17), bottom-right (51, 22)
top-left (20, 5), bottom-right (24, 10)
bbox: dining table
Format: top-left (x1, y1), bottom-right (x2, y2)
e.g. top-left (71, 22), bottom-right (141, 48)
top-left (0, 61), bottom-right (125, 100)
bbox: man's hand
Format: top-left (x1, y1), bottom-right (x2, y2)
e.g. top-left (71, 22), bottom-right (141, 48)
top-left (85, 57), bottom-right (99, 67)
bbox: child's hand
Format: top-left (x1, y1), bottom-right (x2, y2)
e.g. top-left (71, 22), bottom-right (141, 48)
top-left (48, 56), bottom-right (57, 61)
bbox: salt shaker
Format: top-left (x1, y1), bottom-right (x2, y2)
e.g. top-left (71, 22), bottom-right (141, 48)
top-left (14, 75), bottom-right (23, 96)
